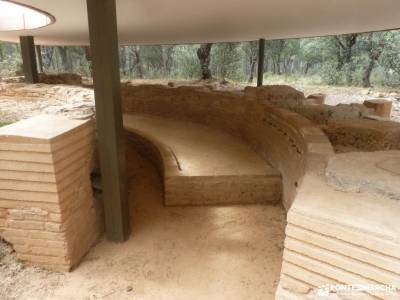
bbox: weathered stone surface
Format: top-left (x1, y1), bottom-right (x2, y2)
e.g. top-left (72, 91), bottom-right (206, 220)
top-left (124, 114), bottom-right (282, 205)
top-left (306, 93), bottom-right (326, 105)
top-left (364, 99), bottom-right (393, 118)
top-left (323, 119), bottom-right (400, 152)
top-left (121, 84), bottom-right (333, 210)
top-left (2, 81), bottom-right (399, 293)
top-left (0, 115), bottom-right (103, 272)
top-left (295, 103), bottom-right (373, 124)
top-left (0, 83), bottom-right (94, 122)
top-left (244, 85), bottom-right (306, 108)
top-left (39, 73), bottom-right (82, 86)
top-left (326, 151), bottom-right (400, 200)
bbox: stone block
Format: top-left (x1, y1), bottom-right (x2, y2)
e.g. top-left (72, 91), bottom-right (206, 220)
top-left (0, 115), bottom-right (103, 272)
top-left (364, 99), bottom-right (392, 118)
top-left (306, 93), bottom-right (326, 105)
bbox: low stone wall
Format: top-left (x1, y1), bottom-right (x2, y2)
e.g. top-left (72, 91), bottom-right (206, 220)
top-left (121, 84), bottom-right (400, 299)
top-left (122, 84), bottom-right (333, 210)
top-left (39, 73), bottom-right (83, 86)
top-left (323, 118), bottom-right (400, 152)
top-left (124, 114), bottom-right (282, 206)
top-left (0, 115), bottom-right (103, 271)
top-left (1, 82), bottom-right (399, 297)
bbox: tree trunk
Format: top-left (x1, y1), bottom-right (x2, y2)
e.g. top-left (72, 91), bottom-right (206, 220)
top-left (162, 46), bottom-right (174, 77)
top-left (248, 53), bottom-right (257, 83)
top-left (120, 46), bottom-right (127, 77)
top-left (304, 62), bottom-right (310, 74)
top-left (334, 34), bottom-right (358, 84)
top-left (57, 46), bottom-right (72, 73)
top-left (197, 43), bottom-right (213, 80)
top-left (362, 33), bottom-right (385, 88)
top-left (131, 46), bottom-right (143, 79)
top-left (362, 59), bottom-right (375, 88)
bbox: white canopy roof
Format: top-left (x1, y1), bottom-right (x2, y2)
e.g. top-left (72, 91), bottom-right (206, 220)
top-left (0, 0), bottom-right (400, 45)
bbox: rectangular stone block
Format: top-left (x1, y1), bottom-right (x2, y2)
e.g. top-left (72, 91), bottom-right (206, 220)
top-left (364, 99), bottom-right (392, 118)
top-left (6, 219), bottom-right (44, 231)
top-left (285, 237), bottom-right (400, 287)
top-left (0, 207), bottom-right (8, 218)
top-left (286, 224), bottom-right (400, 275)
top-left (0, 115), bottom-right (102, 272)
top-left (283, 249), bottom-right (389, 299)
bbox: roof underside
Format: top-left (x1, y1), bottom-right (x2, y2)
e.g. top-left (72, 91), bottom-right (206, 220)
top-left (1, 0), bottom-right (400, 46)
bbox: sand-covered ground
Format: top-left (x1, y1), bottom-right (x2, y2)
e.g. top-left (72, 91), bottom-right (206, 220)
top-left (0, 146), bottom-right (286, 300)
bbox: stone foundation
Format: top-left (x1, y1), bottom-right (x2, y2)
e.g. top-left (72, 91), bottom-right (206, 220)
top-left (323, 119), bottom-right (400, 152)
top-left (38, 73), bottom-right (83, 86)
top-left (0, 115), bottom-right (103, 271)
top-left (124, 114), bottom-right (282, 206)
top-left (364, 99), bottom-right (393, 118)
top-left (121, 84), bottom-right (331, 209)
top-left (0, 82), bottom-right (399, 295)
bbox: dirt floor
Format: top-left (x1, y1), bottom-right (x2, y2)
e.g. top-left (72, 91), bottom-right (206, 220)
top-left (0, 145), bottom-right (286, 300)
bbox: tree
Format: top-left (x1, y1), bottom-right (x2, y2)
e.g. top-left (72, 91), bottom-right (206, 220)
top-left (334, 34), bottom-right (358, 84)
top-left (1, 30), bottom-right (400, 86)
top-left (266, 40), bottom-right (286, 75)
top-left (212, 42), bottom-right (241, 81)
top-left (161, 46), bottom-right (174, 76)
top-left (57, 46), bottom-right (73, 72)
top-left (129, 46), bottom-right (143, 78)
top-left (361, 33), bottom-right (386, 87)
top-left (197, 43), bottom-right (213, 80)
top-left (242, 41), bottom-right (258, 83)
top-left (41, 46), bottom-right (56, 71)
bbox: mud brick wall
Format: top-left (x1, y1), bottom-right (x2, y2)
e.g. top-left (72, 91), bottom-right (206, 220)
top-left (0, 115), bottom-right (103, 271)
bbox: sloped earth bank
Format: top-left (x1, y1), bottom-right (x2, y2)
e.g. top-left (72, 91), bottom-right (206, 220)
top-left (0, 145), bottom-right (286, 300)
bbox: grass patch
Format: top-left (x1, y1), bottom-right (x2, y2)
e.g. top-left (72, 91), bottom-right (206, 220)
top-left (0, 122), bottom-right (11, 127)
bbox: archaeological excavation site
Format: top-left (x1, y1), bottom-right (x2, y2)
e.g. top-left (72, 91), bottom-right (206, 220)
top-left (0, 0), bottom-right (400, 299)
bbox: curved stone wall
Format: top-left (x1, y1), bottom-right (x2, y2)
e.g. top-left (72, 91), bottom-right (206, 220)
top-left (3, 83), bottom-right (399, 299)
top-left (122, 85), bottom-right (400, 299)
top-left (122, 84), bottom-right (334, 210)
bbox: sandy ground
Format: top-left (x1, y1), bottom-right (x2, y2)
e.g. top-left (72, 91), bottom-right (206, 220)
top-left (0, 145), bottom-right (286, 300)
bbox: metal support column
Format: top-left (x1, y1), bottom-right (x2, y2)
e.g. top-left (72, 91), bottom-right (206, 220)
top-left (20, 36), bottom-right (39, 83)
top-left (86, 0), bottom-right (130, 241)
top-left (257, 38), bottom-right (265, 87)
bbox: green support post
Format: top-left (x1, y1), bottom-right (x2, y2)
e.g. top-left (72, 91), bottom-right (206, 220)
top-left (86, 0), bottom-right (130, 242)
top-left (257, 38), bottom-right (265, 87)
top-left (20, 36), bottom-right (39, 83)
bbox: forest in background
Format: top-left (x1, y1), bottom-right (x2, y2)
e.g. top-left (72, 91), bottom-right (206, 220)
top-left (0, 29), bottom-right (400, 88)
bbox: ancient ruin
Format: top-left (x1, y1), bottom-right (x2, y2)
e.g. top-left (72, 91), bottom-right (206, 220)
top-left (0, 81), bottom-right (399, 299)
top-left (0, 0), bottom-right (400, 299)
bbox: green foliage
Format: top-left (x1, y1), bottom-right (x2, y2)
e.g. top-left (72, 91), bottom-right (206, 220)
top-left (211, 42), bottom-right (242, 81)
top-left (0, 42), bottom-right (22, 78)
top-left (1, 29), bottom-right (399, 87)
top-left (171, 45), bottom-right (200, 79)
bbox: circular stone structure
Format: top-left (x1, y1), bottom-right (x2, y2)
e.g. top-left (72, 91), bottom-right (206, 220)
top-left (0, 0), bottom-right (399, 45)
